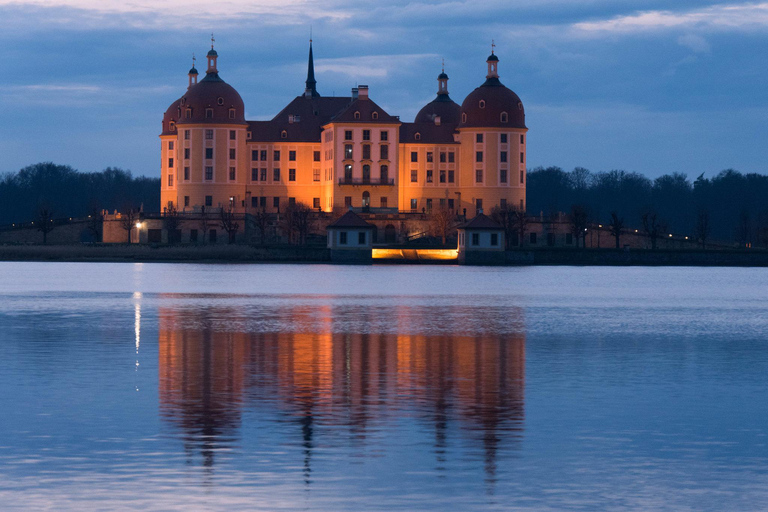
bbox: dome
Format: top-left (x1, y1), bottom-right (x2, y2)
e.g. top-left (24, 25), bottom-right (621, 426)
top-left (458, 78), bottom-right (525, 129)
top-left (207, 48), bottom-right (218, 57)
top-left (161, 97), bottom-right (181, 135)
top-left (415, 95), bottom-right (460, 124)
top-left (176, 73), bottom-right (246, 125)
top-left (188, 66), bottom-right (198, 75)
top-left (487, 53), bottom-right (499, 62)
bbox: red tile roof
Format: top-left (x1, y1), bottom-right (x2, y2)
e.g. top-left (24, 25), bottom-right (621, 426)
top-left (327, 210), bottom-right (375, 229)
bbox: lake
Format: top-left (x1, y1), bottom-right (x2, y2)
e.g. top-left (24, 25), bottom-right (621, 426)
top-left (1, 262), bottom-right (767, 511)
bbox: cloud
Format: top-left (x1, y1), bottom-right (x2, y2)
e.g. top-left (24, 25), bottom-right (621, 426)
top-left (315, 53), bottom-right (439, 79)
top-left (678, 34), bottom-right (711, 52)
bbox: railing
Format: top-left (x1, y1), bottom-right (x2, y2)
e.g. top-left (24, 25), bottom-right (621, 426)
top-left (338, 177), bottom-right (395, 186)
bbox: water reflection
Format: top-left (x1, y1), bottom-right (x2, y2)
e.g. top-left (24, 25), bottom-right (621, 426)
top-left (157, 298), bottom-right (525, 486)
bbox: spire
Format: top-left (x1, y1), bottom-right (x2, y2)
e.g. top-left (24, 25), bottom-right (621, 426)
top-left (206, 33), bottom-right (218, 74)
top-left (304, 37), bottom-right (319, 98)
top-left (437, 59), bottom-right (449, 96)
top-left (188, 54), bottom-right (199, 89)
top-left (486, 42), bottom-right (499, 81)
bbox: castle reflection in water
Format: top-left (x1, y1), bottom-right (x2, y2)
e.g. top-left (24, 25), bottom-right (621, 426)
top-left (157, 297), bottom-right (525, 481)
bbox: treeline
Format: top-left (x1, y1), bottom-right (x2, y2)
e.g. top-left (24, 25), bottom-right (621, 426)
top-left (527, 167), bottom-right (768, 244)
top-left (0, 163), bottom-right (160, 226)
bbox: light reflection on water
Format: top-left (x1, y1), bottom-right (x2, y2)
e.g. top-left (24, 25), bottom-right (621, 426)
top-left (1, 263), bottom-right (768, 511)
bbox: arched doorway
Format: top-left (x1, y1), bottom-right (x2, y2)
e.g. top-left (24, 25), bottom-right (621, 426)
top-left (384, 224), bottom-right (396, 244)
top-left (362, 191), bottom-right (371, 212)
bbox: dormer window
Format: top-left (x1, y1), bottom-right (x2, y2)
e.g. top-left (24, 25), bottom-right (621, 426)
top-left (205, 108), bottom-right (213, 119)
top-left (372, 111), bottom-right (379, 120)
top-left (217, 97), bottom-right (224, 106)
top-left (518, 102), bottom-right (523, 111)
top-left (500, 112), bottom-right (508, 123)
top-left (354, 111), bottom-right (361, 120)
top-left (181, 98), bottom-right (186, 106)
top-left (281, 130), bottom-right (288, 139)
top-left (185, 108), bottom-right (192, 119)
top-left (247, 132), bottom-right (252, 140)
top-left (462, 113), bottom-right (467, 123)
top-left (479, 100), bottom-right (486, 109)
top-left (169, 122), bottom-right (175, 131)
top-left (229, 108), bottom-right (236, 119)
top-left (415, 132), bottom-right (421, 141)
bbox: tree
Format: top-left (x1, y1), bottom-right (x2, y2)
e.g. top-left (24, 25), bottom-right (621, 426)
top-left (36, 206), bottom-right (55, 244)
top-left (163, 204), bottom-right (183, 244)
top-left (694, 209), bottom-right (711, 249)
top-left (286, 202), bottom-right (313, 245)
top-left (219, 208), bottom-right (240, 244)
top-left (608, 211), bottom-right (624, 249)
top-left (87, 208), bottom-right (104, 242)
top-left (120, 208), bottom-right (138, 243)
top-left (252, 208), bottom-right (271, 245)
top-left (641, 209), bottom-right (667, 250)
top-left (736, 210), bottom-right (751, 248)
top-left (510, 207), bottom-right (529, 247)
top-left (569, 204), bottom-right (589, 248)
top-left (430, 206), bottom-right (454, 245)
top-left (491, 205), bottom-right (515, 250)
top-left (197, 208), bottom-right (211, 244)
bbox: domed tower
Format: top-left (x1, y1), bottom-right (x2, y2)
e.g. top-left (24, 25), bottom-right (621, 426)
top-left (414, 63), bottom-right (460, 125)
top-left (162, 37), bottom-right (249, 219)
top-left (457, 48), bottom-right (528, 216)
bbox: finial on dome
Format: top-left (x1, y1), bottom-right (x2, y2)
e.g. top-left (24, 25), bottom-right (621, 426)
top-left (486, 44), bottom-right (499, 79)
top-left (492, 39), bottom-right (495, 55)
top-left (206, 36), bottom-right (218, 74)
top-left (188, 53), bottom-right (199, 88)
top-left (211, 33), bottom-right (215, 50)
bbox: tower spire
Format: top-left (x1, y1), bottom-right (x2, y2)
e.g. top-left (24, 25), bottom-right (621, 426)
top-left (304, 37), bottom-right (320, 98)
top-left (206, 34), bottom-right (218, 74)
top-left (437, 60), bottom-right (449, 97)
top-left (188, 53), bottom-right (199, 89)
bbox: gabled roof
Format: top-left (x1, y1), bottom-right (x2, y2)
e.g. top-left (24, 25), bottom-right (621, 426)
top-left (460, 213), bottom-right (503, 230)
top-left (400, 122), bottom-right (459, 145)
top-left (247, 96), bottom-right (352, 143)
top-left (329, 98), bottom-right (400, 124)
top-left (327, 210), bottom-right (375, 229)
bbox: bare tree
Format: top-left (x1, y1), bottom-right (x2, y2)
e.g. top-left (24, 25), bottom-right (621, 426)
top-left (510, 207), bottom-right (529, 247)
top-left (252, 208), bottom-right (271, 245)
top-left (286, 202), bottom-right (313, 245)
top-left (219, 208), bottom-right (240, 244)
top-left (87, 208), bottom-right (104, 242)
top-left (641, 209), bottom-right (667, 250)
top-left (120, 208), bottom-right (138, 243)
top-left (430, 206), bottom-right (454, 245)
top-left (736, 210), bottom-right (752, 248)
top-left (36, 206), bottom-right (56, 244)
top-left (197, 209), bottom-right (211, 244)
top-left (163, 204), bottom-right (183, 244)
top-left (608, 211), bottom-right (624, 249)
top-left (569, 204), bottom-right (589, 248)
top-left (694, 209), bottom-right (711, 249)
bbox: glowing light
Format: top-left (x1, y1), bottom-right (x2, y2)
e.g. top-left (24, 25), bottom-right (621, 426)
top-left (669, 234), bottom-right (673, 237)
top-left (372, 248), bottom-right (458, 261)
top-left (135, 222), bottom-right (142, 229)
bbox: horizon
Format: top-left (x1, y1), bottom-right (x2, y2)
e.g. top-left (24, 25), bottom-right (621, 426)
top-left (1, 0), bottom-right (767, 179)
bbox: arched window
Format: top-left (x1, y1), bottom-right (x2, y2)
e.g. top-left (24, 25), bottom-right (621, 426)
top-left (229, 109), bottom-right (236, 119)
top-left (354, 111), bottom-right (361, 120)
top-left (462, 113), bottom-right (467, 123)
top-left (518, 102), bottom-right (523, 111)
top-left (372, 111), bottom-right (379, 120)
top-left (281, 130), bottom-right (288, 139)
top-left (362, 165), bottom-right (371, 183)
top-left (362, 191), bottom-right (371, 209)
top-left (169, 122), bottom-right (175, 131)
top-left (415, 132), bottom-right (421, 141)
top-left (479, 100), bottom-right (486, 109)
top-left (380, 164), bottom-right (388, 182)
top-left (217, 97), bottom-right (224, 106)
top-left (500, 112), bottom-right (508, 123)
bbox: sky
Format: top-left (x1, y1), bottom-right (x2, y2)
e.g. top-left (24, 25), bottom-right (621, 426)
top-left (0, 0), bottom-right (766, 180)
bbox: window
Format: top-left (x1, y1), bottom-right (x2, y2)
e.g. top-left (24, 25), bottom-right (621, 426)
top-left (372, 112), bottom-right (379, 120)
top-left (273, 150), bottom-right (280, 161)
top-left (500, 151), bottom-right (510, 163)
top-left (260, 150), bottom-right (267, 161)
top-left (479, 100), bottom-right (486, 109)
top-left (380, 197), bottom-right (387, 208)
top-left (362, 165), bottom-right (371, 182)
top-left (520, 152), bottom-right (525, 164)
top-left (520, 170), bottom-right (525, 184)
top-left (205, 108), bottom-right (213, 118)
top-left (252, 150), bottom-right (258, 161)
top-left (345, 130), bottom-right (353, 141)
top-left (448, 170), bottom-right (455, 183)
top-left (251, 168), bottom-right (258, 181)
top-left (184, 167), bottom-right (189, 180)
top-left (500, 199), bottom-right (507, 209)
top-left (491, 233), bottom-right (499, 246)
top-left (273, 168), bottom-right (280, 181)
top-left (205, 166), bottom-right (213, 180)
top-left (356, 231), bottom-right (365, 244)
top-left (462, 113), bottom-right (467, 123)
top-left (440, 152), bottom-right (446, 163)
top-left (168, 141), bottom-right (174, 150)
top-left (476, 199), bottom-right (483, 211)
top-left (260, 197), bottom-right (267, 208)
top-left (411, 151), bottom-right (418, 163)
top-left (448, 198), bottom-right (454, 210)
top-left (168, 158), bottom-right (174, 168)
top-left (205, 195), bottom-right (213, 207)
top-left (185, 108), bottom-right (192, 119)
top-left (260, 168), bottom-right (267, 181)
top-left (205, 129), bottom-right (213, 140)
top-left (426, 170), bottom-right (433, 183)
top-left (289, 150), bottom-right (296, 161)
top-left (184, 196), bottom-right (190, 207)
top-left (476, 133), bottom-right (483, 143)
top-left (448, 152), bottom-right (455, 163)
top-left (521, 134), bottom-right (525, 144)
top-left (427, 152), bottom-right (433, 163)
top-left (500, 112), bottom-right (508, 123)
top-left (530, 232), bottom-right (537, 244)
top-left (313, 197), bottom-right (320, 209)
top-left (476, 169), bottom-right (483, 183)
top-left (472, 233), bottom-right (480, 246)
top-left (217, 97), bottom-right (224, 106)
top-left (184, 148), bottom-right (190, 159)
top-left (288, 197), bottom-right (296, 207)
top-left (500, 169), bottom-right (508, 183)
top-left (344, 196), bottom-right (352, 207)
top-left (362, 144), bottom-right (371, 160)
top-left (313, 151), bottom-right (321, 162)
top-left (247, 132), bottom-right (251, 140)
top-left (410, 199), bottom-right (418, 211)
top-left (426, 198), bottom-right (433, 212)
top-left (476, 151), bottom-right (483, 163)
top-left (363, 130), bottom-right (370, 141)
top-left (380, 131), bottom-right (388, 141)
top-left (229, 149), bottom-right (236, 160)
top-left (415, 133), bottom-right (421, 141)
top-left (230, 130), bottom-right (236, 140)
top-left (380, 144), bottom-right (389, 160)
top-left (251, 197), bottom-right (259, 208)
top-left (410, 170), bottom-right (417, 183)
top-left (344, 164), bottom-right (353, 180)
top-left (501, 134), bottom-right (508, 144)
top-left (313, 169), bottom-right (320, 182)
top-left (281, 130), bottom-right (287, 139)
top-left (225, 167), bottom-right (233, 180)
top-left (380, 165), bottom-right (388, 182)
top-left (229, 109), bottom-right (236, 119)
top-left (439, 170), bottom-right (446, 183)
top-left (205, 148), bottom-right (213, 160)
top-left (168, 174), bottom-right (173, 187)
top-left (354, 111), bottom-right (360, 120)
top-left (340, 232), bottom-right (348, 244)
top-left (184, 130), bottom-right (190, 140)
top-left (289, 169), bottom-right (296, 181)
top-left (345, 144), bottom-right (353, 159)
top-left (273, 197), bottom-right (280, 209)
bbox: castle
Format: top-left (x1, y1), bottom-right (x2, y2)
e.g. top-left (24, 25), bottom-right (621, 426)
top-left (160, 40), bottom-right (528, 219)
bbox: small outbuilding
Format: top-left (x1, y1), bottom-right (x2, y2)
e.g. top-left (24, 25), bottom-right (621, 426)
top-left (327, 210), bottom-right (375, 263)
top-left (457, 213), bottom-right (505, 265)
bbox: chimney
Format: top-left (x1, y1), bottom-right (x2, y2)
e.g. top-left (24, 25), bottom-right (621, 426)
top-left (358, 85), bottom-right (369, 100)
top-left (351, 87), bottom-right (359, 100)
top-left (434, 115), bottom-right (441, 126)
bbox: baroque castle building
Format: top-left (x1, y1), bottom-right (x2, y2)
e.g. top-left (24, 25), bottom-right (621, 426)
top-left (160, 41), bottom-right (527, 217)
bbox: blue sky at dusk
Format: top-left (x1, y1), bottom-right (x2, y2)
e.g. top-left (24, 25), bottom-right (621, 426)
top-left (1, 0), bottom-right (766, 179)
